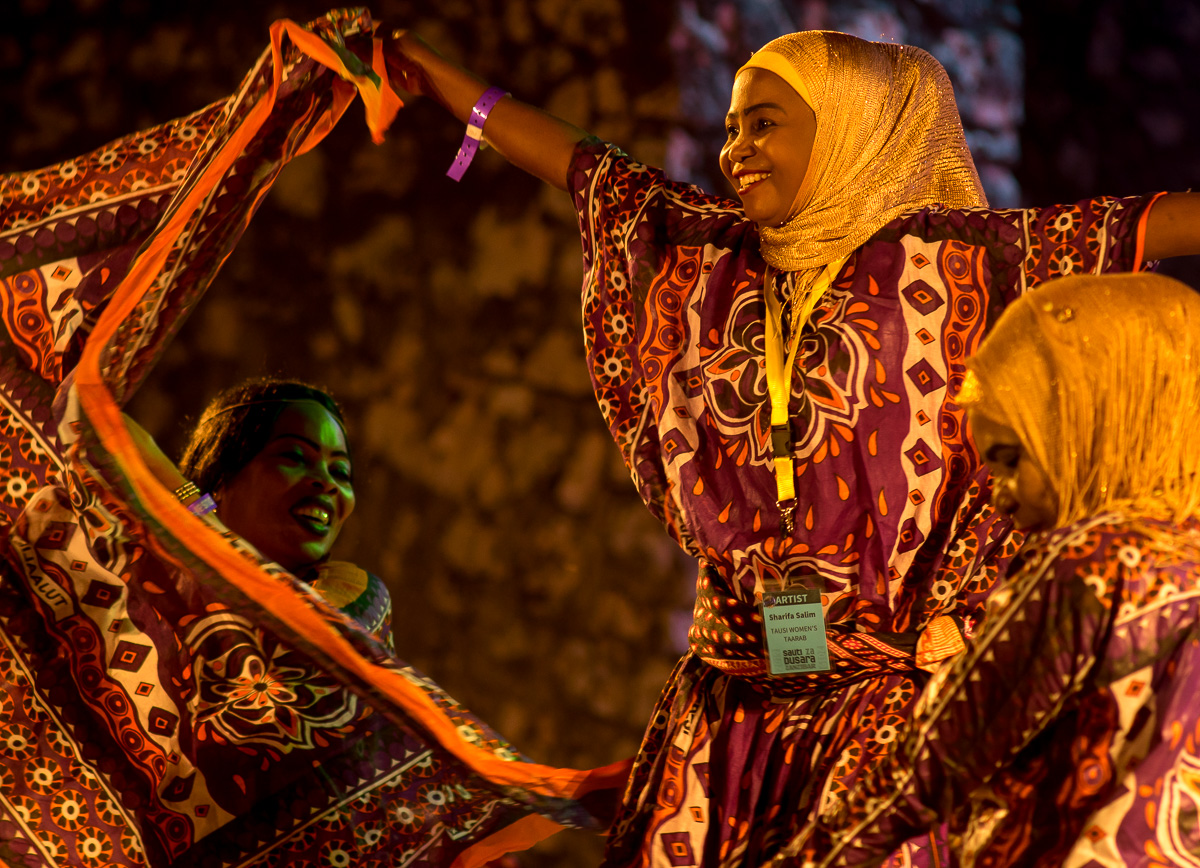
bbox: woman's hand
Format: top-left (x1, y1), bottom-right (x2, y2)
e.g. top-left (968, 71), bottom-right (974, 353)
top-left (382, 30), bottom-right (436, 100)
top-left (380, 29), bottom-right (589, 191)
top-left (1144, 192), bottom-right (1200, 261)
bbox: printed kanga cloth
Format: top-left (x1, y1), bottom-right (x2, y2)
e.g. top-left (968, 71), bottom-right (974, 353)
top-left (0, 10), bottom-right (628, 868)
top-left (567, 136), bottom-right (1158, 867)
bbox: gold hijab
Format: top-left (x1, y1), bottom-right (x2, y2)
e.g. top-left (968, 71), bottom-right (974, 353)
top-left (960, 273), bottom-right (1200, 529)
top-left (738, 31), bottom-right (986, 272)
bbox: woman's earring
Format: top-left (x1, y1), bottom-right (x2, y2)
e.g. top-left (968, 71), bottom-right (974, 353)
top-left (990, 476), bottom-right (1018, 515)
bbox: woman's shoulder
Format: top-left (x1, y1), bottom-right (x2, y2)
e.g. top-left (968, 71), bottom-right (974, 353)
top-left (309, 560), bottom-right (391, 609)
top-left (869, 193), bottom-right (1161, 251)
top-left (1022, 514), bottom-right (1200, 598)
top-left (309, 560), bottom-right (393, 646)
top-left (571, 136), bottom-right (748, 221)
top-left (865, 204), bottom-right (1029, 250)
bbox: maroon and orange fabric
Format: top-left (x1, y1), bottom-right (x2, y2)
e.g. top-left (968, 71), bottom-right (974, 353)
top-left (568, 137), bottom-right (1158, 867)
top-left (0, 10), bottom-right (627, 867)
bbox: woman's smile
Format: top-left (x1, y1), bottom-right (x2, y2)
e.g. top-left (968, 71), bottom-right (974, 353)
top-left (734, 171), bottom-right (771, 195)
top-left (291, 497), bottom-right (335, 534)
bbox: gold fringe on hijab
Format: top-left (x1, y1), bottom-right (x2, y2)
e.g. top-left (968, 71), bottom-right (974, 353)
top-left (738, 31), bottom-right (986, 274)
top-left (959, 273), bottom-right (1200, 529)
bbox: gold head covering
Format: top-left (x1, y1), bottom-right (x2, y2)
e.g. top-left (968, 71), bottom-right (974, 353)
top-left (959, 273), bottom-right (1200, 529)
top-left (738, 31), bottom-right (986, 272)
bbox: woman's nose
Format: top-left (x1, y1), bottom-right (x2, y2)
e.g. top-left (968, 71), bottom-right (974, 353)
top-left (727, 130), bottom-right (753, 163)
top-left (308, 465), bottom-right (337, 491)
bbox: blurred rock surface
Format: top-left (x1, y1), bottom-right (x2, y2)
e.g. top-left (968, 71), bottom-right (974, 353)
top-left (2, 1), bottom-right (1196, 865)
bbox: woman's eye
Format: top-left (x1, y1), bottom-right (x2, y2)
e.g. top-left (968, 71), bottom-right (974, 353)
top-left (725, 124), bottom-right (738, 138)
top-left (754, 117), bottom-right (774, 131)
top-left (988, 447), bottom-right (1020, 471)
top-left (332, 464), bottom-right (353, 483)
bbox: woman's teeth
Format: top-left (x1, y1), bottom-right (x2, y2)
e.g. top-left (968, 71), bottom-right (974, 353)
top-left (738, 172), bottom-right (770, 193)
top-left (294, 505), bottom-right (330, 526)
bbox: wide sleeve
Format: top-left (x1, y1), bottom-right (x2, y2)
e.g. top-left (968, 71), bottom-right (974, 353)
top-left (886, 192), bottom-right (1161, 663)
top-left (1018, 193), bottom-right (1163, 291)
top-left (786, 523), bottom-right (1118, 866)
top-left (567, 138), bottom-right (747, 553)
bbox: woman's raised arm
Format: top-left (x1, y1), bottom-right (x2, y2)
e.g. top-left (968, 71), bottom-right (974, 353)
top-left (122, 412), bottom-right (189, 493)
top-left (1145, 192), bottom-right (1200, 261)
top-left (384, 31), bottom-right (589, 191)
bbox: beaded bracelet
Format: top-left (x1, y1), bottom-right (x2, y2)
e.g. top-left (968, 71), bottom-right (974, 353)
top-left (446, 86), bottom-right (509, 181)
top-left (187, 493), bottom-right (218, 517)
top-left (174, 481), bottom-right (217, 516)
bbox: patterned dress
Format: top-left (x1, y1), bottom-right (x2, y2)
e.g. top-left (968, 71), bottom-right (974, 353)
top-left (803, 515), bottom-right (1200, 867)
top-left (568, 139), bottom-right (1159, 867)
top-left (0, 15), bottom-right (626, 868)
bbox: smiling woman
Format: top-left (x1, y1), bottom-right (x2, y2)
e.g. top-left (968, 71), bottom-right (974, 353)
top-left (174, 379), bottom-right (390, 643)
top-left (212, 400), bottom-right (354, 569)
top-left (0, 12), bottom-right (637, 868)
top-left (719, 68), bottom-right (817, 227)
top-left (789, 272), bottom-right (1200, 867)
top-left (383, 21), bottom-right (1200, 868)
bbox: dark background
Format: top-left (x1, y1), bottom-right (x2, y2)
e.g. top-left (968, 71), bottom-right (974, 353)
top-left (2, 0), bottom-right (1197, 864)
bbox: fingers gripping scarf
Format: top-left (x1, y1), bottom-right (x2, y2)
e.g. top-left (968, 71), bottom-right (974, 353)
top-left (960, 273), bottom-right (1200, 529)
top-left (739, 31), bottom-right (987, 272)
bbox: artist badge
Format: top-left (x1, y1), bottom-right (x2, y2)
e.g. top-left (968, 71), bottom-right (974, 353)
top-left (759, 576), bottom-right (830, 674)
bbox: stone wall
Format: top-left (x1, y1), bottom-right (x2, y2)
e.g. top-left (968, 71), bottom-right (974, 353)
top-left (2, 1), bottom-right (1196, 865)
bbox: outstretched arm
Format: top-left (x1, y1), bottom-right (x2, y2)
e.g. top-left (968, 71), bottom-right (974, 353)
top-left (1145, 192), bottom-right (1200, 260)
top-left (384, 31), bottom-right (589, 191)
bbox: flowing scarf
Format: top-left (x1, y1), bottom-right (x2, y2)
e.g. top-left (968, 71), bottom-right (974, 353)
top-left (0, 10), bottom-right (627, 868)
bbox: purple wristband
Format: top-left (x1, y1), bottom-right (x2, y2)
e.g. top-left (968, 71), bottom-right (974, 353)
top-left (446, 86), bottom-right (509, 181)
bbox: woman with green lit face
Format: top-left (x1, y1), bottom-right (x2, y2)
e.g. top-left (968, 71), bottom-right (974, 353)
top-left (129, 378), bottom-right (391, 643)
top-left (183, 379), bottom-right (390, 639)
top-left (0, 14), bottom-right (637, 866)
top-left (789, 273), bottom-right (1200, 867)
top-left (378, 22), bottom-right (1200, 868)
top-left (183, 387), bottom-right (355, 570)
top-left (196, 405), bottom-right (352, 570)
